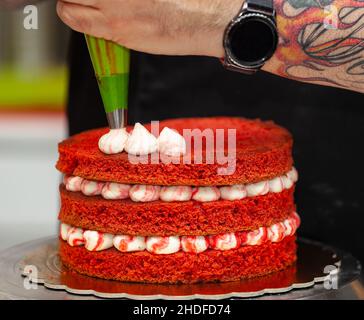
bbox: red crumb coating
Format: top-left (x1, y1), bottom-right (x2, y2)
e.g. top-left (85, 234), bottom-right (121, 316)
top-left (56, 117), bottom-right (293, 186)
top-left (59, 185), bottom-right (295, 236)
top-left (59, 236), bottom-right (297, 284)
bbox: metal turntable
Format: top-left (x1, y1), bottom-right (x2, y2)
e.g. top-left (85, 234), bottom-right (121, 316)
top-left (0, 236), bottom-right (362, 300)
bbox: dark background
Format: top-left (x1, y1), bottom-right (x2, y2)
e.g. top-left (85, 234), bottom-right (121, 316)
top-left (67, 32), bottom-right (364, 264)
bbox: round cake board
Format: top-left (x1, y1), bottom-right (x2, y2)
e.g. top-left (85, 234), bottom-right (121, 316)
top-left (0, 237), bottom-right (362, 300)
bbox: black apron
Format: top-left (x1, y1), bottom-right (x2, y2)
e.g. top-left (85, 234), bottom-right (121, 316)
top-left (67, 31), bottom-right (364, 263)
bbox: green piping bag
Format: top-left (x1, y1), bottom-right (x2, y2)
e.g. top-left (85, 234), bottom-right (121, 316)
top-left (85, 35), bottom-right (130, 129)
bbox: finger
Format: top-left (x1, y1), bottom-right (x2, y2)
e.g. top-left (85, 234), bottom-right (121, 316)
top-left (57, 1), bottom-right (108, 37)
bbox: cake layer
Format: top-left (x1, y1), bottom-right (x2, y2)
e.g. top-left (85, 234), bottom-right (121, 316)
top-left (59, 235), bottom-right (297, 284)
top-left (56, 117), bottom-right (293, 186)
top-left (59, 264), bottom-right (298, 295)
top-left (59, 185), bottom-right (296, 236)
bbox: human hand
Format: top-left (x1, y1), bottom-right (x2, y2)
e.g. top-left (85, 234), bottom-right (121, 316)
top-left (56, 0), bottom-right (242, 57)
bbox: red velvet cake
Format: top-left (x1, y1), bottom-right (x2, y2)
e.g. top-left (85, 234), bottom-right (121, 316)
top-left (57, 117), bottom-right (300, 284)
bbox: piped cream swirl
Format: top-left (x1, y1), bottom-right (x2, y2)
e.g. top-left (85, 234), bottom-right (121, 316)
top-left (60, 212), bottom-right (300, 254)
top-left (64, 167), bottom-right (298, 203)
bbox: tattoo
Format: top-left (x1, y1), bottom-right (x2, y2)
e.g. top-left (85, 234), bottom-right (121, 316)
top-left (288, 0), bottom-right (334, 9)
top-left (272, 0), bottom-right (364, 92)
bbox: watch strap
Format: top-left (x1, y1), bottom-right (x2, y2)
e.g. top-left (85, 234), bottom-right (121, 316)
top-left (247, 0), bottom-right (274, 14)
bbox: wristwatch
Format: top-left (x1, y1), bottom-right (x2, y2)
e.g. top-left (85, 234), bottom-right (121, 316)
top-left (222, 0), bottom-right (278, 74)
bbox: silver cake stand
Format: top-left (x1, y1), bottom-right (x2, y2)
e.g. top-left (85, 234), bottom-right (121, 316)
top-left (0, 236), bottom-right (362, 300)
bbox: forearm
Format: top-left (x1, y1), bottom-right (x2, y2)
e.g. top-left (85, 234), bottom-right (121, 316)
top-left (263, 0), bottom-right (364, 93)
top-left (55, 0), bottom-right (364, 93)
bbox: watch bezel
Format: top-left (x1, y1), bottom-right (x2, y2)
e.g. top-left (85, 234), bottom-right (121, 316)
top-left (223, 11), bottom-right (278, 72)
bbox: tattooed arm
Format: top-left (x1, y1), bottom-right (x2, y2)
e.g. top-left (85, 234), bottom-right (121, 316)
top-left (56, 0), bottom-right (364, 93)
top-left (263, 0), bottom-right (364, 93)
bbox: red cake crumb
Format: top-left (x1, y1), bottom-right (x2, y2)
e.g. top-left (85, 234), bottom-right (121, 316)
top-left (59, 236), bottom-right (297, 284)
top-left (56, 117), bottom-right (293, 186)
top-left (59, 185), bottom-right (295, 236)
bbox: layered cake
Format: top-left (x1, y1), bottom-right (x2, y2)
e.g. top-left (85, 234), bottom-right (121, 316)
top-left (56, 117), bottom-right (300, 284)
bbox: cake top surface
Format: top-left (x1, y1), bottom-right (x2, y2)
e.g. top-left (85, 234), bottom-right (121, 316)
top-left (56, 117), bottom-right (293, 185)
top-left (60, 117), bottom-right (291, 154)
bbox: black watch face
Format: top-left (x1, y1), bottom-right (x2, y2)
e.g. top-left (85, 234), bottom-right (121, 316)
top-left (228, 14), bottom-right (278, 67)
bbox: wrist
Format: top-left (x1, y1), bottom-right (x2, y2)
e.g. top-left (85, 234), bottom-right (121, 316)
top-left (197, 0), bottom-right (244, 58)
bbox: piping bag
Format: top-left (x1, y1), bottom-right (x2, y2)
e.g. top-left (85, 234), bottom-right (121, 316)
top-left (85, 35), bottom-right (130, 129)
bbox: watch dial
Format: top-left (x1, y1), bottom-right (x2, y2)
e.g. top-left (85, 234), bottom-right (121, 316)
top-left (229, 15), bottom-right (277, 66)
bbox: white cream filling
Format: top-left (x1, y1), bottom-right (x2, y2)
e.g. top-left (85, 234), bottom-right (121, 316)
top-left (98, 128), bottom-right (129, 155)
top-left (99, 123), bottom-right (186, 156)
top-left (60, 212), bottom-right (300, 254)
top-left (124, 123), bottom-right (158, 156)
top-left (64, 167), bottom-right (298, 203)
